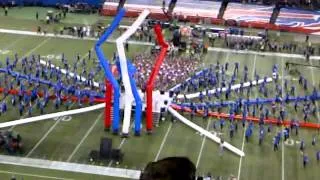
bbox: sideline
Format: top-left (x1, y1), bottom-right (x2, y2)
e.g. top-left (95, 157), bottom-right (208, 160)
top-left (0, 28), bottom-right (154, 46)
top-left (0, 155), bottom-right (141, 179)
top-left (0, 170), bottom-right (73, 180)
top-left (1, 28), bottom-right (320, 60)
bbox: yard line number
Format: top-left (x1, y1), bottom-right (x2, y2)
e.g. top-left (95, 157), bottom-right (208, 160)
top-left (53, 116), bottom-right (72, 122)
top-left (0, 49), bottom-right (11, 55)
top-left (41, 54), bottom-right (62, 60)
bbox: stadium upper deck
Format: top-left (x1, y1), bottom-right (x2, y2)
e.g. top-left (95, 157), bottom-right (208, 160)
top-left (102, 0), bottom-right (320, 35)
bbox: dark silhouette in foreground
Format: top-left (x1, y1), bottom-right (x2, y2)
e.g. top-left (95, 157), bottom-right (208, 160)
top-left (140, 157), bottom-right (196, 180)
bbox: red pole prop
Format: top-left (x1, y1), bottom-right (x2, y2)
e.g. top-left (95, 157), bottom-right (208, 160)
top-left (171, 104), bottom-right (320, 130)
top-left (104, 79), bottom-right (113, 130)
top-left (0, 87), bottom-right (106, 103)
top-left (146, 24), bottom-right (169, 132)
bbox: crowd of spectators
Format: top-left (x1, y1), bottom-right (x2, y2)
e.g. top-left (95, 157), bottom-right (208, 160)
top-left (239, 0), bottom-right (320, 10)
top-left (132, 52), bottom-right (200, 91)
top-left (215, 33), bottom-right (320, 56)
top-left (223, 35), bottom-right (262, 51)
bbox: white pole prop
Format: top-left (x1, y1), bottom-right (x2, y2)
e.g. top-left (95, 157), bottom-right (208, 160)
top-left (116, 10), bottom-right (150, 135)
top-left (0, 104), bottom-right (105, 129)
top-left (168, 107), bottom-right (245, 157)
top-left (177, 77), bottom-right (273, 99)
top-left (38, 60), bottom-right (100, 87)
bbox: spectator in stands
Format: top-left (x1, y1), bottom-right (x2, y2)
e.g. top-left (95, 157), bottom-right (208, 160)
top-left (133, 52), bottom-right (199, 90)
top-left (46, 15), bottom-right (50, 24)
top-left (125, 42), bottom-right (129, 52)
top-left (37, 26), bottom-right (41, 34)
top-left (219, 138), bottom-right (224, 156)
top-left (63, 9), bottom-right (67, 18)
top-left (43, 28), bottom-right (47, 35)
top-left (4, 6), bottom-right (8, 16)
top-left (303, 153), bottom-right (309, 168)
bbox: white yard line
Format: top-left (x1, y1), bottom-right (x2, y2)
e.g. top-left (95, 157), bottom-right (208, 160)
top-left (107, 139), bottom-right (125, 167)
top-left (24, 38), bottom-right (51, 57)
top-left (195, 51), bottom-right (231, 167)
top-left (0, 170), bottom-right (73, 180)
top-left (2, 35), bottom-right (26, 51)
top-left (309, 60), bottom-right (320, 125)
top-left (9, 88), bottom-right (55, 131)
top-left (281, 57), bottom-right (285, 180)
top-left (21, 44), bottom-right (94, 157)
top-left (195, 119), bottom-right (211, 168)
top-left (4, 38), bottom-right (52, 131)
top-left (25, 98), bottom-right (76, 158)
top-left (0, 28), bottom-right (153, 46)
top-left (25, 118), bottom-right (61, 157)
top-left (118, 138), bottom-right (126, 148)
top-left (67, 112), bottom-right (103, 162)
top-left (107, 122), bottom-right (135, 167)
top-left (154, 123), bottom-right (173, 162)
top-left (237, 125), bottom-right (246, 180)
top-left (237, 54), bottom-right (257, 180)
top-left (209, 47), bottom-right (320, 60)
top-left (0, 35), bottom-right (26, 103)
top-left (22, 42), bottom-right (97, 156)
top-left (252, 55), bottom-right (257, 78)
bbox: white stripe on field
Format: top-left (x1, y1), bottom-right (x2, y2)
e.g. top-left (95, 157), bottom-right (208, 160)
top-left (208, 47), bottom-right (320, 60)
top-left (168, 107), bottom-right (244, 157)
top-left (0, 28), bottom-right (153, 46)
top-left (154, 123), bottom-right (173, 161)
top-left (309, 60), bottom-right (320, 126)
top-left (195, 119), bottom-right (211, 168)
top-left (5, 38), bottom-right (52, 130)
top-left (281, 57), bottom-right (285, 180)
top-left (0, 103), bottom-right (105, 129)
top-left (26, 119), bottom-right (61, 157)
top-left (237, 53), bottom-right (257, 180)
top-left (196, 50), bottom-right (231, 167)
top-left (67, 112), bottom-right (103, 162)
top-left (107, 122), bottom-right (135, 167)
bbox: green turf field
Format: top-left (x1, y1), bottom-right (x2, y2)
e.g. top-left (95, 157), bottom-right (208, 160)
top-left (0, 9), bottom-right (320, 179)
top-left (0, 31), bottom-right (319, 180)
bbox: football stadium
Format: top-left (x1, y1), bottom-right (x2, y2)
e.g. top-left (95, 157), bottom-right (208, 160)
top-left (0, 0), bottom-right (320, 179)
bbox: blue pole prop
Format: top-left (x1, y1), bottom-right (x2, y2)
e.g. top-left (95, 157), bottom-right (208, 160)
top-left (116, 59), bottom-right (142, 135)
top-left (127, 61), bottom-right (142, 136)
top-left (95, 8), bottom-right (126, 134)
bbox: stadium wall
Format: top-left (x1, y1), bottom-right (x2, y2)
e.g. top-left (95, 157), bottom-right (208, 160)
top-left (101, 3), bottom-right (318, 35)
top-left (14, 0), bottom-right (102, 7)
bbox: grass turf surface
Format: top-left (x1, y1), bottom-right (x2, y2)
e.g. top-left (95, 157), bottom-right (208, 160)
top-left (0, 19), bottom-right (320, 180)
